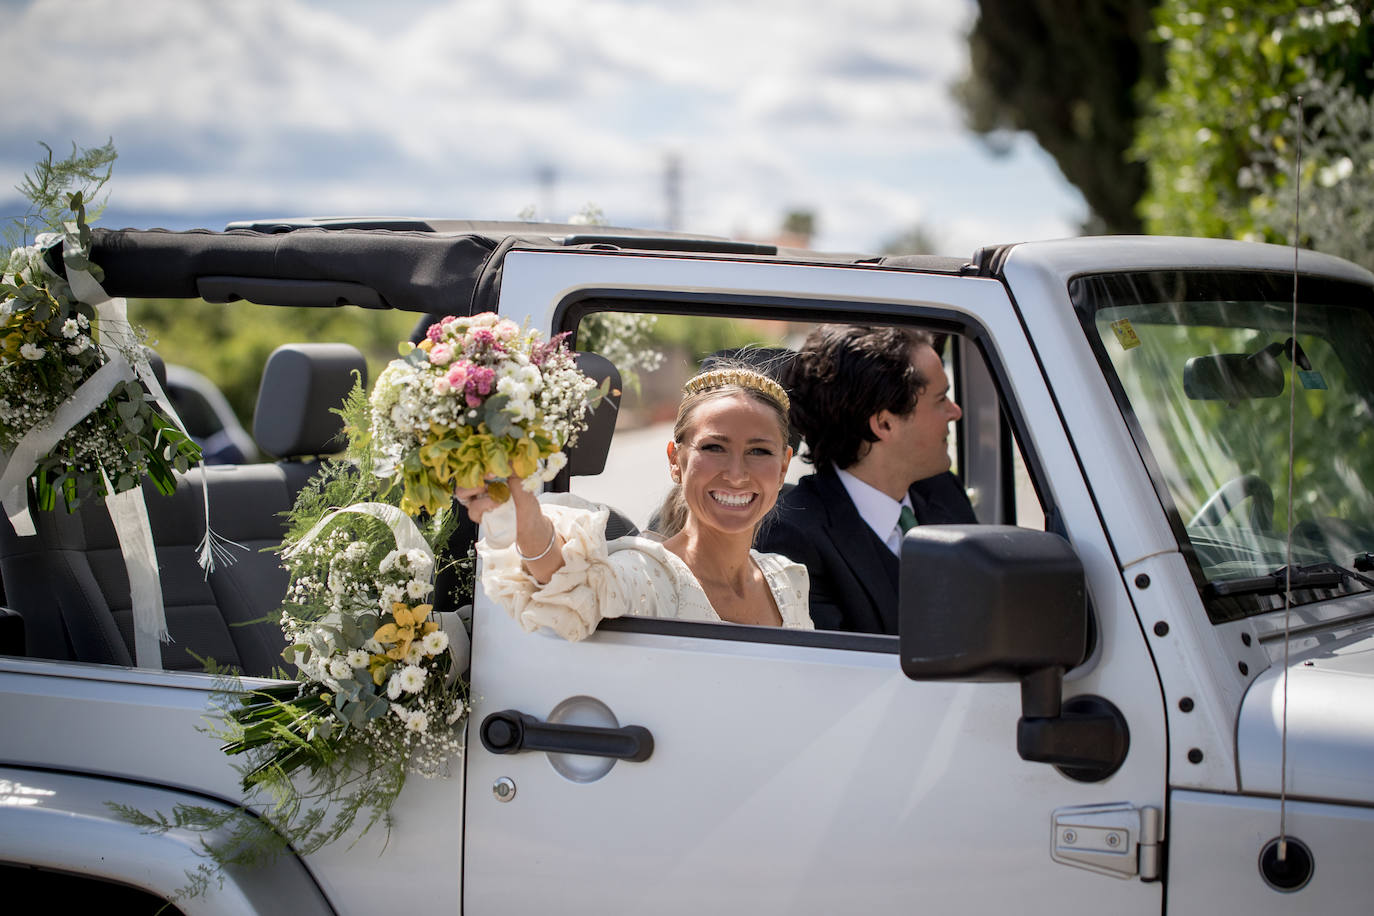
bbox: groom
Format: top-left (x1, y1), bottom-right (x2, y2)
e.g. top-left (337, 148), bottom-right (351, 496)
top-left (756, 324), bottom-right (976, 634)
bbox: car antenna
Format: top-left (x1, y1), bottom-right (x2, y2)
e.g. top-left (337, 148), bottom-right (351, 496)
top-left (1277, 94), bottom-right (1303, 869)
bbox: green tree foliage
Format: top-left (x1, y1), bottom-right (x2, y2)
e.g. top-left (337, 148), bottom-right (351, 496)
top-left (1249, 69), bottom-right (1374, 271)
top-left (956, 0), bottom-right (1162, 234)
top-left (1134, 1), bottom-right (1373, 239)
top-left (131, 298), bottom-right (417, 433)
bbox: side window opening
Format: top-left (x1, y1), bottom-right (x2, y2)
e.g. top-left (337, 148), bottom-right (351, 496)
top-left (569, 305), bottom-right (1050, 640)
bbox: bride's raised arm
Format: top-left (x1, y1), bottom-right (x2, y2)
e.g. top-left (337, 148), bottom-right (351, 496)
top-left (455, 476), bottom-right (564, 584)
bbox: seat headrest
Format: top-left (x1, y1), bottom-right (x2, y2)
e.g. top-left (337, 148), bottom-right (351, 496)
top-left (567, 351), bottom-right (621, 477)
top-left (253, 343), bottom-right (368, 459)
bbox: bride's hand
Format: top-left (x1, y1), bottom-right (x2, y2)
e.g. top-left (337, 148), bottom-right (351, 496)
top-left (455, 475), bottom-right (535, 524)
top-left (454, 482), bottom-right (503, 522)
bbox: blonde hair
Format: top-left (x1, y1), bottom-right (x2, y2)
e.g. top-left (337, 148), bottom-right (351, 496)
top-left (655, 364), bottom-right (791, 539)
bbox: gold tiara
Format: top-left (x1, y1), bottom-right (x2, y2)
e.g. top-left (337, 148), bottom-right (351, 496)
top-left (682, 368), bottom-right (790, 412)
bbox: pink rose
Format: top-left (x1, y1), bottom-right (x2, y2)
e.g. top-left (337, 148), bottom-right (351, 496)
top-left (428, 343), bottom-right (453, 366)
top-left (446, 361), bottom-right (472, 389)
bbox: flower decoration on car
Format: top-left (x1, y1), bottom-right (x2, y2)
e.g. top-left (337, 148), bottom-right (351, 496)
top-left (0, 192), bottom-right (201, 519)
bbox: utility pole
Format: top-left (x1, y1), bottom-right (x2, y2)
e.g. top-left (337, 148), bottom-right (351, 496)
top-left (663, 153), bottom-right (682, 231)
top-left (537, 165), bottom-right (556, 222)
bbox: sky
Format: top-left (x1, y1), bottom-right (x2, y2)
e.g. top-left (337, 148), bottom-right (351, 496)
top-left (0, 0), bottom-right (1088, 257)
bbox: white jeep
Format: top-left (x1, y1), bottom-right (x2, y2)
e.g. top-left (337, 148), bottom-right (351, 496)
top-left (1, 219), bottom-right (1371, 914)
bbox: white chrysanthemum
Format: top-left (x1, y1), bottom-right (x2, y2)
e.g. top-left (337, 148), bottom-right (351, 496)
top-left (19, 343), bottom-right (44, 360)
top-left (398, 664), bottom-right (426, 693)
top-left (328, 657), bottom-right (352, 680)
top-left (405, 549), bottom-right (432, 573)
top-left (381, 583), bottom-right (404, 604)
top-left (60, 318), bottom-right (79, 338)
top-left (405, 710), bottom-right (429, 733)
top-left (404, 643), bottom-right (425, 666)
top-left (422, 629), bottom-right (449, 656)
top-left (386, 673), bottom-right (404, 700)
top-left (346, 649), bottom-right (369, 668)
top-left (363, 637), bottom-right (383, 654)
top-left (406, 579), bottom-right (431, 599)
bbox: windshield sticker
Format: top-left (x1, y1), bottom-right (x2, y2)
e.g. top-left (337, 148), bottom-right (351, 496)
top-left (1110, 318), bottom-right (1141, 351)
top-left (1297, 369), bottom-right (1328, 390)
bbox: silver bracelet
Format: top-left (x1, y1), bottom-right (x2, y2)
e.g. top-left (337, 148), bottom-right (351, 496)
top-left (517, 525), bottom-right (557, 563)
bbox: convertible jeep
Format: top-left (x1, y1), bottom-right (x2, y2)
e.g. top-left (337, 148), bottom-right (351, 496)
top-left (1, 218), bottom-right (1372, 914)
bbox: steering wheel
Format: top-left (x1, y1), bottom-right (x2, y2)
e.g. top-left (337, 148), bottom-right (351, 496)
top-left (1188, 474), bottom-right (1275, 531)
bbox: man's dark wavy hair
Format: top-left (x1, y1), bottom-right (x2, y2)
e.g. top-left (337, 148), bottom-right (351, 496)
top-left (785, 324), bottom-right (934, 470)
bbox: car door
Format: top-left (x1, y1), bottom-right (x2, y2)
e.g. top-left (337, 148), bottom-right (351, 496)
top-left (463, 251), bottom-right (1166, 915)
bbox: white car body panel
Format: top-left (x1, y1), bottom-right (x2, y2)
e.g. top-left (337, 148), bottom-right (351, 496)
top-left (463, 250), bottom-right (1167, 914)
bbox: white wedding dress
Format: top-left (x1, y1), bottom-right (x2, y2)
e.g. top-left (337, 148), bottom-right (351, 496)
top-left (476, 493), bottom-right (813, 641)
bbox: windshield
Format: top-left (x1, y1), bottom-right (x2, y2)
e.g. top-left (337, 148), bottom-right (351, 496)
top-left (1072, 270), bottom-right (1374, 622)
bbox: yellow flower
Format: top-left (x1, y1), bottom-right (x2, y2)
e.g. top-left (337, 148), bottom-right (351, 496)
top-left (372, 602), bottom-right (437, 661)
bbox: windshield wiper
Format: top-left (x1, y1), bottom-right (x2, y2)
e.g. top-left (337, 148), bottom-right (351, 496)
top-left (1205, 562), bottom-right (1373, 599)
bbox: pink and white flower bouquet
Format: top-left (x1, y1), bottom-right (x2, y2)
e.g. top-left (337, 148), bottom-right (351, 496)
top-left (370, 312), bottom-right (606, 516)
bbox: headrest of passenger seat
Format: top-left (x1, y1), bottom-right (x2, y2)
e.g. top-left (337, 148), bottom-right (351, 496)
top-left (567, 351), bottom-right (621, 478)
top-left (253, 343), bottom-right (368, 459)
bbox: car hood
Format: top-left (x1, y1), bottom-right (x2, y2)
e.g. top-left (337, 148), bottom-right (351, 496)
top-left (1237, 626), bottom-right (1374, 805)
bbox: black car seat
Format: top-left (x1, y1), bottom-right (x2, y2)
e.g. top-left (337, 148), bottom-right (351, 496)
top-left (0, 343), bottom-right (366, 676)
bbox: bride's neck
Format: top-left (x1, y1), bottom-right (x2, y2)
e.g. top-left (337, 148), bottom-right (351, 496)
top-left (665, 525), bottom-right (755, 587)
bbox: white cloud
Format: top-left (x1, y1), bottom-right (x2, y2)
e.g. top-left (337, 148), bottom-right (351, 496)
top-left (0, 0), bottom-right (1084, 252)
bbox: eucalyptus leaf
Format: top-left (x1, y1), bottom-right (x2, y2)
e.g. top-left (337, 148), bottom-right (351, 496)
top-left (360, 692), bottom-right (390, 720)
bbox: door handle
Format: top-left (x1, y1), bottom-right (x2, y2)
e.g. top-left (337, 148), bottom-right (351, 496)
top-left (479, 709), bottom-right (654, 762)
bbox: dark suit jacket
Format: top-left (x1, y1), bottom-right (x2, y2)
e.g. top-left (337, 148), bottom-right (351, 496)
top-left (756, 467), bottom-right (977, 634)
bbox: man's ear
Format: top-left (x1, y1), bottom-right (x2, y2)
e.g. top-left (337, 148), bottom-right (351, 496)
top-left (869, 410), bottom-right (896, 442)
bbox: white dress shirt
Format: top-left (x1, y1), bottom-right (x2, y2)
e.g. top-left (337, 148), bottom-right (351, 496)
top-left (835, 467), bottom-right (914, 556)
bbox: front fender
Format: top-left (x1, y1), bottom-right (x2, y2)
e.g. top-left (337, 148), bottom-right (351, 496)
top-left (0, 766), bottom-right (333, 916)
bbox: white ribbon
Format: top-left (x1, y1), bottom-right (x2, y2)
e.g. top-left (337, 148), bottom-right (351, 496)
top-left (285, 502), bottom-right (434, 563)
top-left (0, 358), bottom-right (135, 536)
top-left (102, 468), bottom-right (166, 666)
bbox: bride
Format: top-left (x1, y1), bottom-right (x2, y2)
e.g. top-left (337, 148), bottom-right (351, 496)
top-left (455, 365), bottom-right (813, 640)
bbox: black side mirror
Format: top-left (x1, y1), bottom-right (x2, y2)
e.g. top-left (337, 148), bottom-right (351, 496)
top-left (898, 525), bottom-right (1086, 680)
top-left (899, 526), bottom-right (1128, 782)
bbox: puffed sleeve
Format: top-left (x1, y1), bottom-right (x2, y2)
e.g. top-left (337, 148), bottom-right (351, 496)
top-left (476, 493), bottom-right (674, 641)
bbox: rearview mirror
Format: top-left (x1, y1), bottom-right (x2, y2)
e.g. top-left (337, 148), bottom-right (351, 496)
top-left (1184, 350), bottom-right (1284, 400)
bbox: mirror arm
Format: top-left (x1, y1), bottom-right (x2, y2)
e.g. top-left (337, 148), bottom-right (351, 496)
top-left (1016, 672), bottom-right (1130, 782)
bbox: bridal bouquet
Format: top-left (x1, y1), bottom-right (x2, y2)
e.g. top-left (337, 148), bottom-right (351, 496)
top-left (370, 312), bottom-right (606, 516)
top-left (0, 190), bottom-right (200, 513)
